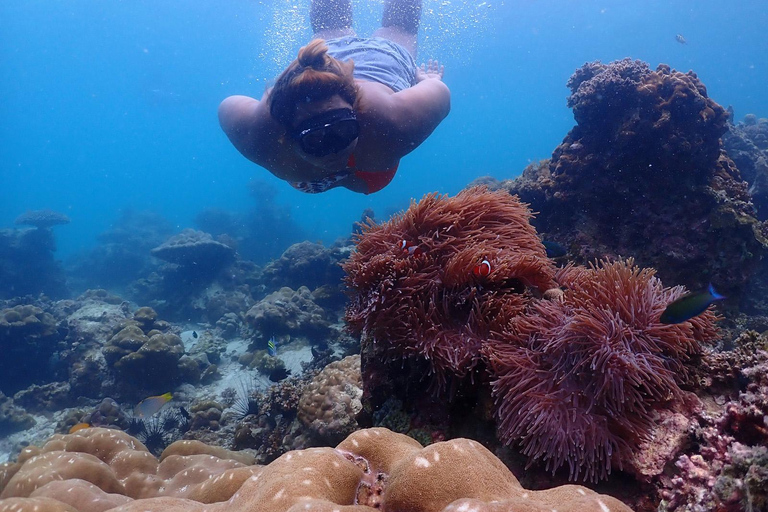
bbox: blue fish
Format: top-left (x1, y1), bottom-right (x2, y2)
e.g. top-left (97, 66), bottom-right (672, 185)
top-left (675, 33), bottom-right (687, 44)
top-left (542, 240), bottom-right (567, 258)
top-left (267, 337), bottom-right (277, 357)
top-left (660, 284), bottom-right (725, 324)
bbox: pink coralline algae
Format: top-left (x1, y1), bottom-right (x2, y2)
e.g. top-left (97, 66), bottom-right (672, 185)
top-left (659, 331), bottom-right (768, 511)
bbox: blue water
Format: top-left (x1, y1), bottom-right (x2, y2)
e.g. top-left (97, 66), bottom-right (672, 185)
top-left (1, 0), bottom-right (766, 263)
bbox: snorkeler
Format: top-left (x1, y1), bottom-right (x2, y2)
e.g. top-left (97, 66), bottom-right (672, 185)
top-left (218, 0), bottom-right (450, 194)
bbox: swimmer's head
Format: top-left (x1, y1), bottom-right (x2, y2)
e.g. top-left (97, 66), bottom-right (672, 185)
top-left (269, 39), bottom-right (359, 128)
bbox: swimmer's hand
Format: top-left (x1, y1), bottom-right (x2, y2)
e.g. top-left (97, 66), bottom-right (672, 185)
top-left (416, 59), bottom-right (445, 82)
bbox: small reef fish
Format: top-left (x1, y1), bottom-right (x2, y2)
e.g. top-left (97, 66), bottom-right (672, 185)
top-left (542, 240), bottom-right (567, 258)
top-left (269, 367), bottom-right (291, 382)
top-left (192, 331), bottom-right (198, 339)
top-left (69, 422), bottom-right (90, 434)
top-left (267, 337), bottom-right (277, 357)
top-left (675, 33), bottom-right (687, 44)
top-left (660, 284), bottom-right (725, 324)
top-left (473, 259), bottom-right (492, 278)
top-left (134, 392), bottom-right (173, 418)
top-left (399, 240), bottom-right (424, 257)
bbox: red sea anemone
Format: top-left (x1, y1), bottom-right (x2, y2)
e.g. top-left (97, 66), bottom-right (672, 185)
top-left (485, 259), bottom-right (720, 481)
top-left (343, 187), bottom-right (558, 388)
top-left (344, 188), bottom-right (721, 482)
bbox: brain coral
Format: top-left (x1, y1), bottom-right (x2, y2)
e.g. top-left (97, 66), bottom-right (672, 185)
top-left (0, 427), bottom-right (633, 512)
top-left (298, 355), bottom-right (363, 443)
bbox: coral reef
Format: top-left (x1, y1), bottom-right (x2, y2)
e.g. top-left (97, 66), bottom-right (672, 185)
top-left (0, 392), bottom-right (35, 437)
top-left (14, 210), bottom-right (70, 229)
top-left (151, 229), bottom-right (235, 271)
top-left (344, 188), bottom-right (721, 484)
top-left (298, 355), bottom-right (363, 444)
top-left (260, 241), bottom-right (347, 299)
top-left (503, 59), bottom-right (768, 310)
top-left (723, 113), bottom-right (768, 220)
top-left (0, 427), bottom-right (632, 511)
top-left (102, 308), bottom-right (203, 395)
top-left (194, 180), bottom-right (309, 265)
top-left (125, 229), bottom-right (240, 320)
top-left (0, 228), bottom-right (68, 299)
top-left (0, 210), bottom-right (71, 298)
top-left (722, 114), bottom-right (768, 317)
top-left (57, 290), bottom-right (132, 399)
top-left (0, 305), bottom-right (61, 394)
top-left (658, 330), bottom-right (768, 511)
top-left (244, 286), bottom-right (334, 342)
top-left (66, 210), bottom-right (173, 294)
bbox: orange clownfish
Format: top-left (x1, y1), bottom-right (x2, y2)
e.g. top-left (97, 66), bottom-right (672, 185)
top-left (399, 240), bottom-right (424, 257)
top-left (473, 259), bottom-right (492, 278)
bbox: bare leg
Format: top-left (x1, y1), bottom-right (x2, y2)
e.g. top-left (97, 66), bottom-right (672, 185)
top-left (373, 0), bottom-right (422, 56)
top-left (311, 0), bottom-right (355, 40)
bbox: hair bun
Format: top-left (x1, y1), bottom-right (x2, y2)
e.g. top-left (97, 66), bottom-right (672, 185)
top-left (297, 39), bottom-right (330, 69)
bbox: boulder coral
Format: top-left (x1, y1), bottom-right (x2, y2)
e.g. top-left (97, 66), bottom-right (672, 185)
top-left (0, 427), bottom-right (632, 512)
top-left (0, 305), bottom-right (60, 394)
top-left (0, 227), bottom-right (68, 299)
top-left (244, 286), bottom-right (333, 342)
top-left (150, 229), bottom-right (235, 270)
top-left (102, 309), bottom-right (202, 394)
top-left (298, 355), bottom-right (363, 444)
top-left (14, 209), bottom-right (71, 229)
top-left (505, 58), bottom-right (768, 306)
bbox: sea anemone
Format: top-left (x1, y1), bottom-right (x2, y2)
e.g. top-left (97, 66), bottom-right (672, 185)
top-left (485, 259), bottom-right (720, 481)
top-left (344, 187), bottom-right (557, 388)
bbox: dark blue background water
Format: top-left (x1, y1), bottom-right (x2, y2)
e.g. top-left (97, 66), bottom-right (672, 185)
top-left (2, 0), bottom-right (766, 263)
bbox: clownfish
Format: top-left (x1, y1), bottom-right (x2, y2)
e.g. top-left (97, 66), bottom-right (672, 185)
top-left (399, 240), bottom-right (424, 257)
top-left (473, 259), bottom-right (492, 278)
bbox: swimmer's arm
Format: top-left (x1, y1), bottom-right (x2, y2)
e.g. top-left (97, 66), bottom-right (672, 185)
top-left (218, 94), bottom-right (281, 164)
top-left (386, 78), bottom-right (451, 153)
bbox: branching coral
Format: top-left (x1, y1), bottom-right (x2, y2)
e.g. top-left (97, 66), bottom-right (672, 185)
top-left (344, 187), bottom-right (557, 386)
top-left (485, 259), bottom-right (720, 482)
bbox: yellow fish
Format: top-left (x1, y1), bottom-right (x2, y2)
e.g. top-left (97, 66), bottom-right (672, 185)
top-left (69, 422), bottom-right (90, 434)
top-left (134, 392), bottom-right (172, 418)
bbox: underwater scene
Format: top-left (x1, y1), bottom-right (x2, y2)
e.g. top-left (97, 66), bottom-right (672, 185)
top-left (1, 1), bottom-right (768, 511)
